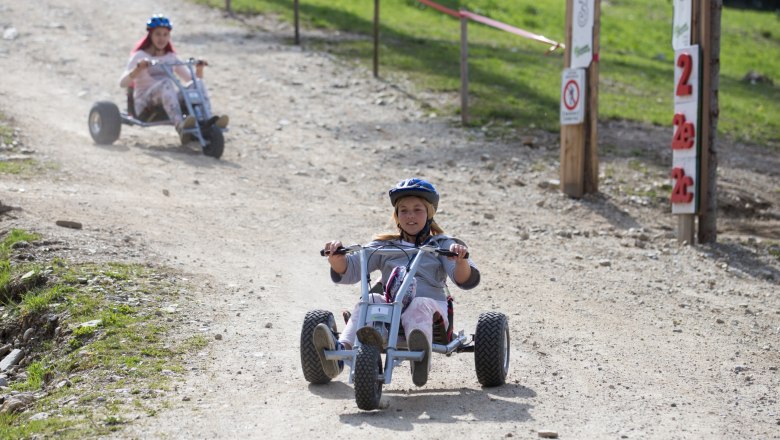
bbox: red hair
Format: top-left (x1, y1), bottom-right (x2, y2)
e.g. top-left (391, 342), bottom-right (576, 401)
top-left (131, 31), bottom-right (176, 54)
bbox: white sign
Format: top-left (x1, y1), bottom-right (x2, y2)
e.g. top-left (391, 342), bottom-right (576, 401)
top-left (560, 68), bottom-right (586, 125)
top-left (671, 155), bottom-right (697, 214)
top-left (672, 0), bottom-right (692, 50)
top-left (571, 0), bottom-right (595, 68)
top-left (671, 46), bottom-right (700, 214)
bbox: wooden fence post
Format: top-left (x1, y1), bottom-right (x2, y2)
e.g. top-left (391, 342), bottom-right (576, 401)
top-left (460, 12), bottom-right (469, 125)
top-left (373, 0), bottom-right (380, 78)
top-left (294, 0), bottom-right (300, 45)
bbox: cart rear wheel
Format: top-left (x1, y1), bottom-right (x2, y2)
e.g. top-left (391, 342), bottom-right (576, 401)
top-left (474, 312), bottom-right (510, 387)
top-left (88, 101), bottom-right (121, 145)
top-left (300, 310), bottom-right (337, 385)
top-left (354, 344), bottom-right (383, 410)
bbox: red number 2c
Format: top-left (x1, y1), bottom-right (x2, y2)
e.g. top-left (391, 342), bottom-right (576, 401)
top-left (671, 167), bottom-right (694, 204)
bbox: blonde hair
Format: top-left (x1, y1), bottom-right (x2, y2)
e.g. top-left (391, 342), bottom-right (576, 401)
top-left (374, 197), bottom-right (445, 242)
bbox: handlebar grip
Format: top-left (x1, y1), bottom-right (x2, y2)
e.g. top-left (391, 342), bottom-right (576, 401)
top-left (437, 250), bottom-right (470, 259)
top-left (320, 247), bottom-right (347, 256)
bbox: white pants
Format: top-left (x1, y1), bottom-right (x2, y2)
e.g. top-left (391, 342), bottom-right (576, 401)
top-left (338, 294), bottom-right (448, 347)
top-left (134, 78), bottom-right (212, 124)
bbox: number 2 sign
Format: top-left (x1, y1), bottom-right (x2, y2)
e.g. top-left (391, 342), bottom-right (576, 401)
top-left (671, 45), bottom-right (700, 214)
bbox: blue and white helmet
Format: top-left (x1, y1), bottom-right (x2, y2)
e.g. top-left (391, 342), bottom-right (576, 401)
top-left (388, 178), bottom-right (439, 211)
top-left (147, 14), bottom-right (172, 31)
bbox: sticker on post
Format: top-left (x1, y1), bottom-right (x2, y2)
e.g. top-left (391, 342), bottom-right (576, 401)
top-left (560, 68), bottom-right (586, 125)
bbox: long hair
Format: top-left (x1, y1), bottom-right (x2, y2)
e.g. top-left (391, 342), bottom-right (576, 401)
top-left (131, 31), bottom-right (175, 55)
top-left (374, 198), bottom-right (444, 242)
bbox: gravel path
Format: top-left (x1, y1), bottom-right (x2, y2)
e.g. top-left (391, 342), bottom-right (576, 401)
top-left (1, 0), bottom-right (778, 438)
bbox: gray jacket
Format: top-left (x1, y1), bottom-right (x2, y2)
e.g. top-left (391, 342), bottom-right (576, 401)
top-left (330, 235), bottom-right (481, 302)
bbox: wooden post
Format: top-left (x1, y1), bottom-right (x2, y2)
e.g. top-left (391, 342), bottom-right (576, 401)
top-left (373, 0), bottom-right (380, 78)
top-left (460, 12), bottom-right (469, 125)
top-left (560, 0), bottom-right (582, 197)
top-left (226, 0), bottom-right (232, 14)
top-left (677, 0), bottom-right (700, 245)
top-left (697, 0), bottom-right (720, 244)
top-left (561, 0), bottom-right (601, 198)
top-left (584, 0), bottom-right (601, 194)
top-left (294, 0), bottom-right (300, 45)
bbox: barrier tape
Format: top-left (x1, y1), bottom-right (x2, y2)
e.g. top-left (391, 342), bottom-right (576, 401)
top-left (416, 0), bottom-right (460, 18)
top-left (460, 11), bottom-right (563, 52)
top-left (416, 0), bottom-right (564, 52)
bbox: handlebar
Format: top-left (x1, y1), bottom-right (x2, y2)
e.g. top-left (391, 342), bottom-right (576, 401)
top-left (320, 245), bottom-right (468, 259)
top-left (144, 58), bottom-right (206, 67)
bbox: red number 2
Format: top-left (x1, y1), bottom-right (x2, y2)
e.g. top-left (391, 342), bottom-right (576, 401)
top-left (671, 167), bottom-right (694, 204)
top-left (672, 113), bottom-right (696, 150)
top-left (676, 53), bottom-right (693, 96)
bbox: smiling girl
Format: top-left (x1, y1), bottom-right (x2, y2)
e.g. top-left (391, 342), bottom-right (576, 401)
top-left (315, 178), bottom-right (481, 386)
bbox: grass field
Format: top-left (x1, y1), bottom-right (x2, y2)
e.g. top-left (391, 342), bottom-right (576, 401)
top-left (198, 0), bottom-right (779, 149)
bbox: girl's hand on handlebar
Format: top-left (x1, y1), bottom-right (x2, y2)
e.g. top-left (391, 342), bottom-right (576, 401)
top-left (323, 240), bottom-right (347, 275)
top-left (136, 58), bottom-right (152, 69)
top-left (448, 243), bottom-right (469, 261)
top-left (323, 240), bottom-right (344, 256)
top-left (194, 58), bottom-right (208, 79)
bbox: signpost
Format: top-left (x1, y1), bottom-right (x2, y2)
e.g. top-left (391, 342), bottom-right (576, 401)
top-left (670, 0), bottom-right (719, 245)
top-left (671, 45), bottom-right (700, 216)
top-left (560, 0), bottom-right (600, 198)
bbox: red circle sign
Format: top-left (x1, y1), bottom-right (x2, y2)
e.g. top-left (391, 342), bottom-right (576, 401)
top-left (563, 79), bottom-right (580, 111)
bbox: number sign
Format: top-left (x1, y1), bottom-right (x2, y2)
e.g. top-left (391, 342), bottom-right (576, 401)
top-left (671, 45), bottom-right (700, 214)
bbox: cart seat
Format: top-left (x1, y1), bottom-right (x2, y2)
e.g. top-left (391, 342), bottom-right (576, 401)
top-left (126, 86), bottom-right (181, 123)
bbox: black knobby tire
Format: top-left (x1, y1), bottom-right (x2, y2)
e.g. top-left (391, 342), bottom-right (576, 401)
top-left (202, 125), bottom-right (224, 159)
top-left (354, 344), bottom-right (383, 410)
top-left (88, 101), bottom-right (121, 145)
top-left (474, 312), bottom-right (510, 387)
top-left (300, 309), bottom-right (337, 385)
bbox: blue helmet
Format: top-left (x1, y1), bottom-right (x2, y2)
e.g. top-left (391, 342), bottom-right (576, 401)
top-left (389, 178), bottom-right (439, 211)
top-left (146, 15), bottom-right (172, 31)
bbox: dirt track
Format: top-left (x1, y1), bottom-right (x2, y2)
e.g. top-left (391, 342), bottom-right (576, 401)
top-left (1, 0), bottom-right (779, 438)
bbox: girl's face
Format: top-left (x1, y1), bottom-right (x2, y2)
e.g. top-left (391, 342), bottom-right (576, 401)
top-left (150, 27), bottom-right (170, 54)
top-left (396, 196), bottom-right (429, 237)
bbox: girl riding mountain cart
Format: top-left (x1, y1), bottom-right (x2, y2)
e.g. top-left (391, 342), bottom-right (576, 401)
top-left (315, 178), bottom-right (481, 387)
top-left (118, 14), bottom-right (229, 137)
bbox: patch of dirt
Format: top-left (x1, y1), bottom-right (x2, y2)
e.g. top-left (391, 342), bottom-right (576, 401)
top-left (0, 0), bottom-right (778, 438)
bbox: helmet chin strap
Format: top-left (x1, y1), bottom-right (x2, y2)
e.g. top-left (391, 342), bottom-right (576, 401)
top-left (399, 218), bottom-right (433, 247)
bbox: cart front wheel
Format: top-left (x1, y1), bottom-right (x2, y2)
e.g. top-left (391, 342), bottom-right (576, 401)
top-left (354, 344), bottom-right (383, 410)
top-left (203, 125), bottom-right (224, 159)
top-left (300, 310), bottom-right (337, 385)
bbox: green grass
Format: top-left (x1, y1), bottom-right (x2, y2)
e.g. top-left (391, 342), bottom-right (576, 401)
top-left (0, 234), bottom-right (205, 438)
top-left (0, 159), bottom-right (36, 175)
top-left (197, 0), bottom-right (780, 148)
top-left (0, 229), bottom-right (39, 257)
top-left (20, 284), bottom-right (73, 315)
top-left (11, 361), bottom-right (52, 392)
top-left (0, 112), bottom-right (13, 145)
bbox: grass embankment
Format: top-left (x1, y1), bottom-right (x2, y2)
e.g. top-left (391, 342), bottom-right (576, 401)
top-left (199, 0), bottom-right (779, 148)
top-left (0, 229), bottom-right (206, 438)
top-left (0, 113), bottom-right (36, 175)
